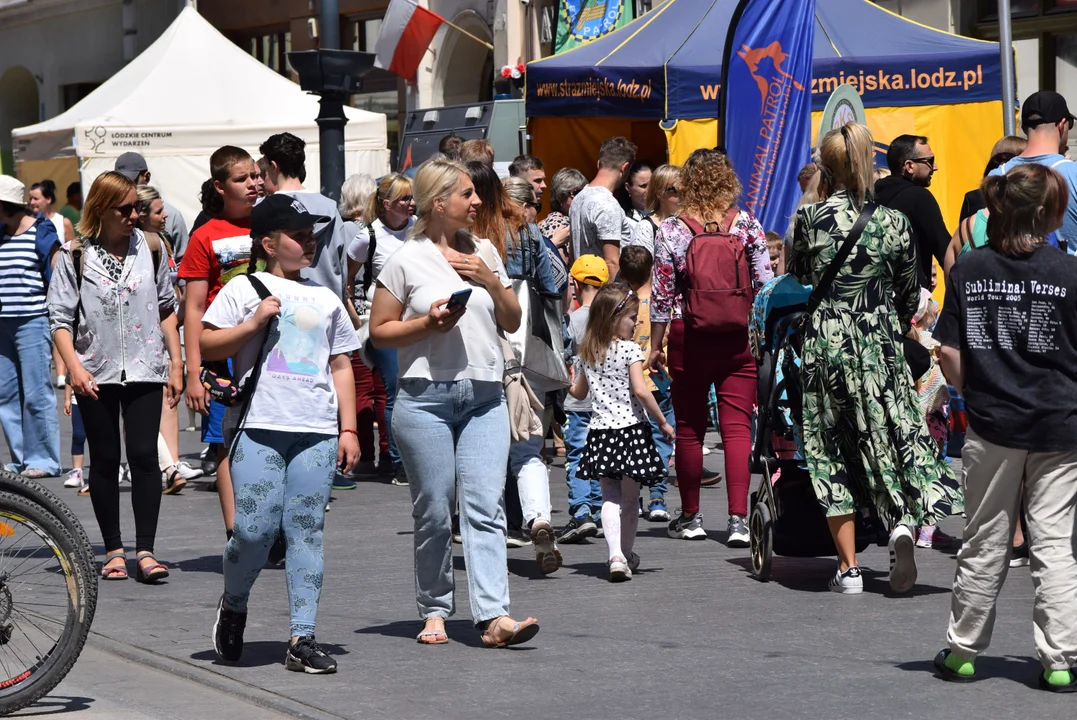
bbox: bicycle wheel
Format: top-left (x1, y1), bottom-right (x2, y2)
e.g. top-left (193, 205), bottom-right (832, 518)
top-left (0, 471), bottom-right (95, 579)
top-left (0, 491), bottom-right (97, 716)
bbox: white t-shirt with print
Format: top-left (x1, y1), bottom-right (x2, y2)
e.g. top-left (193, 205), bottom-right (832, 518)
top-left (347, 217), bottom-right (416, 286)
top-left (376, 235), bottom-right (511, 383)
top-left (569, 186), bottom-right (632, 261)
top-left (581, 340), bottom-right (647, 430)
top-left (203, 272), bottom-right (360, 435)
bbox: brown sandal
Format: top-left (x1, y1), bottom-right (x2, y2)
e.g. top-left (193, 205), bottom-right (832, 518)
top-left (101, 550), bottom-right (128, 580)
top-left (135, 552), bottom-right (169, 584)
top-left (480, 616), bottom-right (540, 648)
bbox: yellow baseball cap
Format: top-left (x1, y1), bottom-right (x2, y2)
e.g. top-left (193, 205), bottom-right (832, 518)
top-left (570, 255), bottom-right (609, 287)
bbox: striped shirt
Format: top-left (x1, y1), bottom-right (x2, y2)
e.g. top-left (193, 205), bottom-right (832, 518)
top-left (0, 223), bottom-right (48, 318)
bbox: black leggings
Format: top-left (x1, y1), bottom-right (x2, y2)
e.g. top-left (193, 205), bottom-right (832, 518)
top-left (78, 383), bottom-right (163, 554)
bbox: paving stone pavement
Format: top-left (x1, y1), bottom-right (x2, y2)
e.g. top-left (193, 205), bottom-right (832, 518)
top-left (5, 391), bottom-right (1075, 719)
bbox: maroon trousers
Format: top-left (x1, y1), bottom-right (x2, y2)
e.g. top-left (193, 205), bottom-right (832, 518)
top-left (667, 320), bottom-right (756, 517)
top-left (351, 353), bottom-right (389, 464)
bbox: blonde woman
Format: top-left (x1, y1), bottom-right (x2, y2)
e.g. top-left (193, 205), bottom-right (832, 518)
top-left (47, 171), bottom-right (183, 582)
top-left (347, 173), bottom-right (416, 484)
top-left (369, 158), bottom-right (539, 648)
top-left (789, 123), bottom-right (961, 595)
top-left (630, 164), bottom-right (681, 254)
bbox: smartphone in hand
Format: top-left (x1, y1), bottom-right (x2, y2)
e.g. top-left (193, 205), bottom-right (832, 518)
top-left (446, 288), bottom-right (472, 311)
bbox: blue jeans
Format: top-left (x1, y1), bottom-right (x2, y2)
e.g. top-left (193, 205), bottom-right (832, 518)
top-left (565, 410), bottom-right (602, 517)
top-left (647, 386), bottom-right (674, 502)
top-left (224, 429), bottom-right (336, 637)
top-left (393, 378), bottom-right (511, 624)
top-left (0, 315), bottom-right (61, 474)
top-left (368, 344), bottom-right (400, 467)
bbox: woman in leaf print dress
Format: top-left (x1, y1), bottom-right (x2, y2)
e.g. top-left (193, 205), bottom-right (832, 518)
top-left (789, 123), bottom-right (961, 596)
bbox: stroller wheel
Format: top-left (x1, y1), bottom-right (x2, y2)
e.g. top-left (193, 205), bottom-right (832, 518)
top-left (750, 501), bottom-right (773, 581)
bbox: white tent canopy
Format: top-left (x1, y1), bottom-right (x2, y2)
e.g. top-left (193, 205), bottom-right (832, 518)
top-left (12, 5), bottom-right (389, 225)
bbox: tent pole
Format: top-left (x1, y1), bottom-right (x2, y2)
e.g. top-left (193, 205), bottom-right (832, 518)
top-left (998, 0), bottom-right (1016, 136)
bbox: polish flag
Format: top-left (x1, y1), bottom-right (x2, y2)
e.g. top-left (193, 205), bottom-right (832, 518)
top-left (374, 0), bottom-right (445, 81)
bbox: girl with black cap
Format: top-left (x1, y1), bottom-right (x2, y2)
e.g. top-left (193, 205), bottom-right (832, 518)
top-left (200, 193), bottom-right (360, 674)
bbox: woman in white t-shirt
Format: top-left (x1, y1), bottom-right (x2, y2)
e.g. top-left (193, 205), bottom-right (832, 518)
top-left (346, 172), bottom-right (416, 484)
top-left (201, 194), bottom-right (360, 674)
top-left (369, 158), bottom-right (540, 648)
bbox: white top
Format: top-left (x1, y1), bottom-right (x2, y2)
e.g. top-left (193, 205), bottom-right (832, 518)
top-left (581, 340), bottom-right (647, 430)
top-left (47, 212), bottom-right (66, 244)
top-left (376, 235), bottom-right (511, 383)
top-left (202, 272), bottom-right (360, 434)
top-left (347, 216), bottom-right (415, 287)
top-left (627, 215), bottom-right (657, 254)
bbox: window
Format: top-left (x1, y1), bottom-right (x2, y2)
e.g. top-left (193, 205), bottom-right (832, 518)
top-left (241, 30), bottom-right (291, 76)
top-left (346, 14), bottom-right (405, 164)
top-left (61, 83), bottom-right (100, 111)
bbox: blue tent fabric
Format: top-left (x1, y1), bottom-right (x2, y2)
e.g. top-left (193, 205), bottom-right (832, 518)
top-left (528, 0), bottom-right (1001, 119)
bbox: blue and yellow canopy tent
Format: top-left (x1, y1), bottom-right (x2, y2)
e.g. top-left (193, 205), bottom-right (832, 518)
top-left (526, 0), bottom-right (1004, 231)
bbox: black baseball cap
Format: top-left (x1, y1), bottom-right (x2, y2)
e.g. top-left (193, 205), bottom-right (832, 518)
top-left (250, 194), bottom-right (329, 238)
top-left (1021, 91), bottom-right (1076, 129)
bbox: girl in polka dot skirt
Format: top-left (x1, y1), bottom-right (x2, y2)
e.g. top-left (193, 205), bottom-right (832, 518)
top-left (568, 285), bottom-right (675, 582)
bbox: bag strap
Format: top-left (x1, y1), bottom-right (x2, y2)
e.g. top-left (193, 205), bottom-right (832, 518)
top-left (806, 203), bottom-right (877, 316)
top-left (478, 240), bottom-right (522, 373)
top-left (227, 274), bottom-right (277, 458)
top-left (361, 224), bottom-right (377, 294)
top-left (70, 237), bottom-right (86, 339)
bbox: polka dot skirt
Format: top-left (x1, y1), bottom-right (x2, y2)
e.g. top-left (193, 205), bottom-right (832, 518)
top-left (576, 422), bottom-right (666, 485)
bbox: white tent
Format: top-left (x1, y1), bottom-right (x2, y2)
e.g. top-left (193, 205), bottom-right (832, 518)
top-left (12, 6), bottom-right (389, 225)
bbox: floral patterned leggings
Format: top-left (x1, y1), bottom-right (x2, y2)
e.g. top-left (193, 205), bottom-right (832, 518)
top-left (223, 429), bottom-right (337, 637)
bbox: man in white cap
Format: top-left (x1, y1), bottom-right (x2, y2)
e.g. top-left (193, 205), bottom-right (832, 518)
top-left (114, 152), bottom-right (191, 261)
top-left (0, 176), bottom-right (62, 477)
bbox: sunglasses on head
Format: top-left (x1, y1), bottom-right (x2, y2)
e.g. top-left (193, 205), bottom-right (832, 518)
top-left (113, 201), bottom-right (145, 216)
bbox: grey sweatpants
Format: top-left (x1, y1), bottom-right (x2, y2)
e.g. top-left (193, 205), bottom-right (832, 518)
top-left (947, 428), bottom-right (1077, 671)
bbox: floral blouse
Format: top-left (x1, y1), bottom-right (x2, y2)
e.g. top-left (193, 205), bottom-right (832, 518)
top-left (651, 210), bottom-right (773, 322)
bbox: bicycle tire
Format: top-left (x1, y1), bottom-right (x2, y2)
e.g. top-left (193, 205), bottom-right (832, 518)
top-left (0, 471), bottom-right (95, 579)
top-left (0, 491), bottom-right (97, 717)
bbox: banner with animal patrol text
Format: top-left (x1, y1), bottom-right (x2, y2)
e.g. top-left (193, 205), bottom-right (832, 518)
top-left (718, 0), bottom-right (815, 234)
top-left (554, 0), bottom-right (634, 54)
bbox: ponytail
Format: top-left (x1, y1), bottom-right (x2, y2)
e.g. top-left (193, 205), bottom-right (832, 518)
top-left (982, 163), bottom-right (1067, 257)
top-left (200, 177), bottom-right (224, 218)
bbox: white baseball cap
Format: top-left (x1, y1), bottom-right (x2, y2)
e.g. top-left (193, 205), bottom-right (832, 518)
top-left (0, 176), bottom-right (26, 206)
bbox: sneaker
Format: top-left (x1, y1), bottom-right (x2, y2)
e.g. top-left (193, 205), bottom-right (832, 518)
top-left (608, 557), bottom-right (632, 582)
top-left (212, 596), bottom-right (247, 662)
top-left (726, 515), bottom-right (750, 548)
top-left (55, 374), bottom-right (66, 388)
top-left (332, 475), bottom-right (357, 490)
top-left (63, 468), bottom-right (83, 489)
top-left (701, 446), bottom-right (712, 456)
top-left (531, 519), bottom-right (562, 575)
top-left (1010, 542), bottom-right (1030, 568)
top-left (267, 532), bottom-right (287, 567)
top-left (285, 636), bottom-right (337, 674)
top-left (595, 516), bottom-right (604, 538)
top-left (119, 464), bottom-right (130, 484)
top-left (889, 525), bottom-right (918, 594)
top-left (506, 525), bottom-right (532, 548)
top-left (451, 515), bottom-right (462, 544)
top-left (1040, 668), bottom-right (1077, 693)
top-left (391, 464), bottom-right (409, 486)
top-left (353, 460), bottom-right (378, 476)
top-left (627, 552), bottom-right (641, 573)
top-left (200, 446), bottom-right (219, 476)
top-left (638, 497), bottom-right (644, 517)
top-left (174, 461), bottom-right (204, 480)
top-left (646, 498), bottom-right (670, 522)
top-left (556, 514), bottom-right (598, 544)
top-left (828, 565), bottom-right (864, 594)
top-left (667, 511), bottom-right (707, 540)
top-left (917, 525), bottom-right (961, 550)
top-left (376, 458), bottom-right (394, 476)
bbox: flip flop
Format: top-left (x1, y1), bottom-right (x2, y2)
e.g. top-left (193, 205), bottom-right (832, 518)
top-left (416, 630), bottom-right (449, 645)
top-left (481, 617), bottom-right (540, 648)
top-left (162, 468), bottom-right (187, 495)
top-left (101, 551), bottom-right (128, 581)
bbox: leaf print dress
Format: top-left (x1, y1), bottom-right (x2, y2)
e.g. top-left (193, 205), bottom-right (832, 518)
top-left (789, 191), bottom-right (962, 527)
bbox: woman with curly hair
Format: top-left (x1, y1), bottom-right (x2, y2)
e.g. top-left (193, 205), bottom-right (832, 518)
top-left (648, 148), bottom-right (772, 546)
top-left (789, 123), bottom-right (960, 595)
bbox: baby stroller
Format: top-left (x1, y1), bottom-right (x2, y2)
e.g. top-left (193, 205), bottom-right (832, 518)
top-left (747, 276), bottom-right (886, 581)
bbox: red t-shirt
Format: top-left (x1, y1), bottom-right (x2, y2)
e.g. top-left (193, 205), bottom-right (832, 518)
top-left (177, 217), bottom-right (252, 304)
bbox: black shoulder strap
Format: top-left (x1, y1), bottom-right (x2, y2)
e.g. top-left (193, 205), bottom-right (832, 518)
top-left (71, 242), bottom-right (85, 338)
top-left (227, 274), bottom-right (277, 460)
top-left (245, 273), bottom-right (273, 301)
top-left (806, 203), bottom-right (877, 316)
top-left (361, 224), bottom-right (377, 294)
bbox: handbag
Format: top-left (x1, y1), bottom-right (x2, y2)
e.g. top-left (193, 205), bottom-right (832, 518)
top-left (199, 275), bottom-right (274, 407)
top-left (505, 226), bottom-right (570, 390)
top-left (478, 240), bottom-right (543, 441)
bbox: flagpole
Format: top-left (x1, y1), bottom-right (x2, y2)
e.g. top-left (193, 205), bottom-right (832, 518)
top-left (442, 19), bottom-right (495, 50)
top-left (998, 0), bottom-right (1016, 136)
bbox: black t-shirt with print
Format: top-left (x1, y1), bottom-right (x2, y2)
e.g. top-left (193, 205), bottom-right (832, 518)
top-left (935, 243), bottom-right (1077, 452)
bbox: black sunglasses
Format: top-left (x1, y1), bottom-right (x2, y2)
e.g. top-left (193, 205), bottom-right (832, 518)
top-left (113, 201), bottom-right (145, 216)
top-left (525, 201), bottom-right (542, 211)
top-left (665, 186), bottom-right (679, 194)
top-left (909, 156), bottom-right (936, 167)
